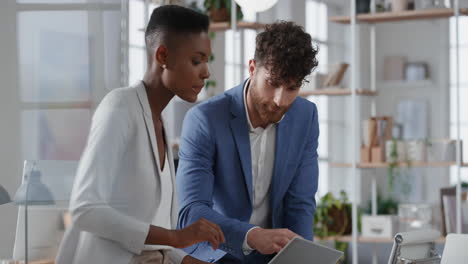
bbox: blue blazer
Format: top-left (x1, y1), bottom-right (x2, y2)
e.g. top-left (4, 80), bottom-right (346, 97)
top-left (177, 80), bottom-right (319, 263)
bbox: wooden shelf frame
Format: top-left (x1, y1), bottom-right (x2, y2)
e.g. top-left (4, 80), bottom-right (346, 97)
top-left (329, 161), bottom-right (457, 169)
top-left (330, 8), bottom-right (468, 24)
top-left (140, 21), bottom-right (267, 33)
top-left (299, 88), bottom-right (377, 97)
top-left (209, 21), bottom-right (267, 32)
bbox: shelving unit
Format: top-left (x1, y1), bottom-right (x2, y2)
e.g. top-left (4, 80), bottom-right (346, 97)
top-left (316, 235), bottom-right (446, 244)
top-left (331, 2), bottom-right (466, 264)
top-left (330, 162), bottom-right (457, 169)
top-left (330, 8), bottom-right (468, 24)
top-left (299, 88), bottom-right (377, 96)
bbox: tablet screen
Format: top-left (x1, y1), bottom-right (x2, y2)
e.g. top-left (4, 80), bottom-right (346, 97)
top-left (268, 237), bottom-right (343, 264)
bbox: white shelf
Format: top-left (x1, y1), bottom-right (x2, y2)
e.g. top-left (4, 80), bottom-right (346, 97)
top-left (330, 8), bottom-right (468, 24)
top-left (299, 88), bottom-right (377, 97)
top-left (379, 80), bottom-right (434, 88)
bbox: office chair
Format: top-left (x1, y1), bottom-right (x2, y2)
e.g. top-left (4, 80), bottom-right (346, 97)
top-left (387, 229), bottom-right (441, 264)
top-left (440, 234), bottom-right (468, 264)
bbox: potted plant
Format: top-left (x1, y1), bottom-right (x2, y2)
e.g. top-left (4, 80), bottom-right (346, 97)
top-left (314, 191), bottom-right (353, 263)
top-left (365, 192), bottom-right (398, 215)
top-left (203, 0), bottom-right (243, 22)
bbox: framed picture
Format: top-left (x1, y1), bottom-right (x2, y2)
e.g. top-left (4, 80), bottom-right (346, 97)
top-left (440, 186), bottom-right (468, 235)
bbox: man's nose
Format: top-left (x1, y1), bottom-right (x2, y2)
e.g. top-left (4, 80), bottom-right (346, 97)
top-left (273, 88), bottom-right (287, 108)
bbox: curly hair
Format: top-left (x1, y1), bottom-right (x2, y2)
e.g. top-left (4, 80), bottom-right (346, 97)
top-left (254, 21), bottom-right (318, 85)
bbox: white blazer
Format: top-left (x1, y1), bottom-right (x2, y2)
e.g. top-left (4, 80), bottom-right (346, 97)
top-left (56, 82), bottom-right (187, 264)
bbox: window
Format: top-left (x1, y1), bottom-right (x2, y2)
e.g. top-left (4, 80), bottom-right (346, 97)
top-left (128, 0), bottom-right (159, 85)
top-left (450, 16), bottom-right (468, 183)
top-left (224, 9), bottom-right (257, 89)
top-left (306, 0), bottom-right (329, 197)
top-left (16, 0), bottom-right (122, 161)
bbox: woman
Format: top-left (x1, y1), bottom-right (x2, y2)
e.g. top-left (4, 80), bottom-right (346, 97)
top-left (56, 5), bottom-right (224, 264)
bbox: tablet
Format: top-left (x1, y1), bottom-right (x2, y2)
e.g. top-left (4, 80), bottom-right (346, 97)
top-left (268, 237), bottom-right (343, 264)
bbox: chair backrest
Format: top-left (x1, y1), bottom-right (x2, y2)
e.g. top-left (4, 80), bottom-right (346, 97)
top-left (440, 234), bottom-right (468, 264)
top-left (388, 229), bottom-right (441, 264)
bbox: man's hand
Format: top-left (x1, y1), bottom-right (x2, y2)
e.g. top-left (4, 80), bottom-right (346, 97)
top-left (181, 255), bottom-right (214, 264)
top-left (246, 228), bottom-right (298, 255)
top-left (170, 218), bottom-right (225, 250)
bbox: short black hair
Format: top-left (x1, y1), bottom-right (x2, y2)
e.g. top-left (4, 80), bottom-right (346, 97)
top-left (145, 5), bottom-right (209, 63)
top-left (254, 21), bottom-right (318, 85)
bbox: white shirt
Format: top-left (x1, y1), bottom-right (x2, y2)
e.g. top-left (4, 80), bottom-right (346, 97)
top-left (153, 153), bottom-right (173, 229)
top-left (242, 80), bottom-right (279, 254)
top-left (143, 146), bottom-right (173, 251)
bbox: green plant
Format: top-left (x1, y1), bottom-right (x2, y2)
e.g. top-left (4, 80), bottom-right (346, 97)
top-left (314, 191), bottom-right (354, 263)
top-left (365, 192), bottom-right (398, 215)
top-left (388, 138), bottom-right (399, 192)
top-left (387, 139), bottom-right (412, 200)
top-left (188, 1), bottom-right (204, 14)
top-left (203, 0), bottom-right (243, 21)
top-left (314, 191), bottom-right (351, 238)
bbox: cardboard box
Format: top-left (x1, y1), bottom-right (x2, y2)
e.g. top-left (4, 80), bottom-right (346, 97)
top-left (371, 146), bottom-right (385, 163)
top-left (361, 145), bottom-right (371, 163)
top-left (362, 215), bottom-right (398, 238)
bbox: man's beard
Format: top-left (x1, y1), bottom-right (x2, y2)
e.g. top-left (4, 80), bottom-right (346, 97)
top-left (254, 100), bottom-right (287, 124)
top-left (262, 106), bottom-right (286, 123)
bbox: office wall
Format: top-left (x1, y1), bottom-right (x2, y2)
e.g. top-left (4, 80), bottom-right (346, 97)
top-left (0, 0), bottom-right (22, 259)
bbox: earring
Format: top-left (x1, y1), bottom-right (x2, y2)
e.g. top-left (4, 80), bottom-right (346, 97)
top-left (162, 64), bottom-right (167, 69)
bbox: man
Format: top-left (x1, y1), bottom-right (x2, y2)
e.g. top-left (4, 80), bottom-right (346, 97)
top-left (177, 21), bottom-right (319, 263)
top-left (56, 6), bottom-right (224, 264)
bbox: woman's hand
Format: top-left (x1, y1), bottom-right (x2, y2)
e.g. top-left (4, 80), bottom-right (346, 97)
top-left (145, 218), bottom-right (225, 250)
top-left (170, 218), bottom-right (225, 250)
top-left (181, 255), bottom-right (215, 264)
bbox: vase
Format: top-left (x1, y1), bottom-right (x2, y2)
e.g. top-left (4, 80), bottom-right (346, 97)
top-left (392, 0), bottom-right (408, 11)
top-left (406, 140), bottom-right (427, 162)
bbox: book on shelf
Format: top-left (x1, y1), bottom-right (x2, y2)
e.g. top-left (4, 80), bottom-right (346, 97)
top-left (361, 116), bottom-right (393, 163)
top-left (322, 63), bottom-right (349, 87)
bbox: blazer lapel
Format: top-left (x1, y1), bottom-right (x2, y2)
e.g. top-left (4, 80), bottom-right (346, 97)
top-left (230, 117), bottom-right (253, 204)
top-left (135, 82), bottom-right (160, 171)
top-left (271, 113), bottom-right (292, 207)
top-left (229, 81), bottom-right (253, 205)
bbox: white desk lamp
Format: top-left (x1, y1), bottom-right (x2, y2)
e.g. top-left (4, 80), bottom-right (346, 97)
top-left (0, 184), bottom-right (11, 205)
top-left (13, 162), bottom-right (55, 264)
